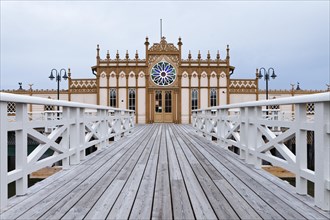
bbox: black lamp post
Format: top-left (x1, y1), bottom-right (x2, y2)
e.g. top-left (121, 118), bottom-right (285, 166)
top-left (258, 67), bottom-right (277, 100)
top-left (49, 68), bottom-right (68, 111)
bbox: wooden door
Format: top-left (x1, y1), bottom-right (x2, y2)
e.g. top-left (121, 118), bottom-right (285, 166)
top-left (154, 90), bottom-right (173, 123)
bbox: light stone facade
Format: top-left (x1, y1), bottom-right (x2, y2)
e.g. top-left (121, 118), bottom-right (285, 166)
top-left (2, 37), bottom-right (327, 124)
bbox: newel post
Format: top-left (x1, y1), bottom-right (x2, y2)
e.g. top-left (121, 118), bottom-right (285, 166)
top-left (15, 103), bottom-right (28, 196)
top-left (217, 109), bottom-right (227, 148)
top-left (0, 102), bottom-right (8, 210)
top-left (314, 101), bottom-right (330, 211)
top-left (114, 110), bottom-right (122, 141)
top-left (295, 104), bottom-right (308, 195)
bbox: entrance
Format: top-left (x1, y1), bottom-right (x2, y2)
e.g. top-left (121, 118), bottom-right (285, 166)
top-left (154, 90), bottom-right (173, 123)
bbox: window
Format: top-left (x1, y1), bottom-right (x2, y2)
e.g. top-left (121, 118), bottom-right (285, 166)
top-left (165, 91), bottom-right (172, 113)
top-left (210, 88), bottom-right (217, 107)
top-left (110, 89), bottom-right (117, 108)
top-left (128, 88), bottom-right (136, 111)
top-left (155, 91), bottom-right (162, 113)
top-left (191, 89), bottom-right (198, 110)
top-left (150, 61), bottom-right (176, 86)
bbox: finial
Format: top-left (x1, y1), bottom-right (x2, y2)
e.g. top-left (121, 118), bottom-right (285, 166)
top-left (326, 84), bottom-right (330, 91)
top-left (198, 50), bottom-right (201, 59)
top-left (145, 36), bottom-right (149, 46)
top-left (256, 68), bottom-right (259, 78)
top-left (116, 50), bottom-right (119, 59)
top-left (178, 37), bottom-right (182, 47)
top-left (188, 50), bottom-right (192, 59)
top-left (96, 44), bottom-right (100, 59)
top-left (135, 50), bottom-right (139, 59)
top-left (207, 50), bottom-right (210, 59)
top-left (216, 50), bottom-right (220, 59)
top-left (126, 50), bottom-right (129, 59)
top-left (68, 68), bottom-right (71, 78)
top-left (226, 44), bottom-right (230, 60)
top-left (106, 50), bottom-right (110, 59)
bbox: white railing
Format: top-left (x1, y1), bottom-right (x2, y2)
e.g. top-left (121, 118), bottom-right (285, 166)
top-left (0, 92), bottom-right (134, 210)
top-left (192, 92), bottom-right (330, 211)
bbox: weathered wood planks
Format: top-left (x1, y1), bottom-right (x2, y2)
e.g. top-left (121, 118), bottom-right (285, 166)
top-left (1, 124), bottom-right (328, 220)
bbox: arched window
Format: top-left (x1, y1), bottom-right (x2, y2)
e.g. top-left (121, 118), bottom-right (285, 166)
top-left (210, 88), bottom-right (217, 107)
top-left (128, 88), bottom-right (136, 111)
top-left (110, 89), bottom-right (117, 108)
top-left (191, 89), bottom-right (198, 110)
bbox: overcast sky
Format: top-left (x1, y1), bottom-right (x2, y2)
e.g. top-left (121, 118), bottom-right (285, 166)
top-left (1, 1), bottom-right (329, 91)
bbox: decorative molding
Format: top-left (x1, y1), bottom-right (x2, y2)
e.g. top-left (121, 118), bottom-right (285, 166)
top-left (148, 37), bottom-right (179, 52)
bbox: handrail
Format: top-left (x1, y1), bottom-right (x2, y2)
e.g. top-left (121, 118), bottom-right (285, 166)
top-left (192, 92), bottom-right (330, 211)
top-left (193, 92), bottom-right (330, 111)
top-left (0, 92), bottom-right (133, 112)
top-left (0, 92), bottom-right (135, 210)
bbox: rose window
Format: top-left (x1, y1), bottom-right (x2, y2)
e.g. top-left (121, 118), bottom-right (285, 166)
top-left (151, 61), bottom-right (176, 86)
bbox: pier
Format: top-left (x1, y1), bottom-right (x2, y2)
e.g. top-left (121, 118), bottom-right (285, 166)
top-left (0, 92), bottom-right (329, 219)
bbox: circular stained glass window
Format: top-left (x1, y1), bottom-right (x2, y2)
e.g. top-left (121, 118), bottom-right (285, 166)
top-left (150, 61), bottom-right (176, 86)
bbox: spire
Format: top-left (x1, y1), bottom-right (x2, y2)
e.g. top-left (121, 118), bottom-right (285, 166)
top-left (116, 50), bottom-right (119, 59)
top-left (226, 44), bottom-right (230, 60)
top-left (135, 50), bottom-right (139, 59)
top-left (216, 50), bottom-right (220, 60)
top-left (106, 50), bottom-right (110, 60)
top-left (188, 50), bottom-right (192, 59)
top-left (207, 50), bottom-right (210, 60)
top-left (198, 50), bottom-right (201, 60)
top-left (126, 50), bottom-right (129, 59)
top-left (68, 68), bottom-right (71, 78)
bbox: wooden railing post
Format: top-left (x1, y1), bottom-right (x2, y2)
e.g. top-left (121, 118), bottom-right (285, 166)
top-left (114, 110), bottom-right (122, 141)
top-left (295, 104), bottom-right (308, 195)
top-left (15, 103), bottom-right (28, 196)
top-left (314, 102), bottom-right (330, 211)
top-left (0, 102), bottom-right (8, 210)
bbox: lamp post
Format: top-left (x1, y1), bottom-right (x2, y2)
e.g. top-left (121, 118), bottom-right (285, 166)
top-left (258, 67), bottom-right (277, 100)
top-left (49, 68), bottom-right (68, 111)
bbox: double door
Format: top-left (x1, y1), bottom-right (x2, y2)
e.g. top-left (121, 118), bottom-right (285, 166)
top-left (154, 90), bottom-right (173, 123)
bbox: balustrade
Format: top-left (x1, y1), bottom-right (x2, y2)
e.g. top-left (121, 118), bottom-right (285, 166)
top-left (0, 92), bottom-right (134, 210)
top-left (192, 92), bottom-right (330, 211)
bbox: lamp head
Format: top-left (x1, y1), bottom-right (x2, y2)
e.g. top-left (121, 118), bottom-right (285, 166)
top-left (49, 72), bottom-right (55, 80)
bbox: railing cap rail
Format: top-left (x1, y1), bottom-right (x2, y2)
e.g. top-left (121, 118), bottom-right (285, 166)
top-left (193, 92), bottom-right (330, 112)
top-left (0, 92), bottom-right (134, 112)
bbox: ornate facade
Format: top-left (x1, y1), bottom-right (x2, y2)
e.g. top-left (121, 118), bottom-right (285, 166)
top-left (2, 37), bottom-right (327, 124)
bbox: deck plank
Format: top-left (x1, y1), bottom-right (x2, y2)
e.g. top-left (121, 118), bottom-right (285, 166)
top-left (1, 124), bottom-right (328, 220)
top-left (129, 126), bottom-right (162, 219)
top-left (152, 125), bottom-right (173, 219)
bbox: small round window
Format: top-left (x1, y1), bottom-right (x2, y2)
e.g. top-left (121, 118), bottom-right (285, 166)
top-left (150, 61), bottom-right (176, 86)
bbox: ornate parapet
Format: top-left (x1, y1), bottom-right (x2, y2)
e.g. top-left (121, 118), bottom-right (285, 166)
top-left (229, 79), bottom-right (257, 94)
top-left (70, 79), bottom-right (97, 93)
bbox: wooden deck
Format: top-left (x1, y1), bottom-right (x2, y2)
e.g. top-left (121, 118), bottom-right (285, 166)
top-left (1, 124), bottom-right (329, 219)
